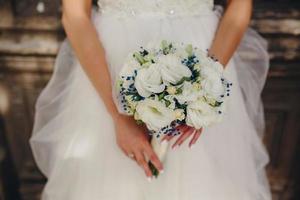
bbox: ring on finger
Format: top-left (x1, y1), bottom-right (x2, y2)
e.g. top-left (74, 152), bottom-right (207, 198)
top-left (127, 153), bottom-right (135, 159)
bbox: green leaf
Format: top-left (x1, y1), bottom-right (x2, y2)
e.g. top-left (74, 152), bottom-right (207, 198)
top-left (165, 99), bottom-right (171, 107)
top-left (176, 87), bottom-right (183, 94)
top-left (115, 79), bottom-right (123, 90)
top-left (133, 52), bottom-right (145, 64)
top-left (136, 120), bottom-right (144, 125)
top-left (214, 101), bottom-right (223, 107)
top-left (158, 92), bottom-right (166, 100)
top-left (142, 61), bottom-right (151, 68)
top-left (148, 161), bottom-right (159, 178)
top-left (161, 40), bottom-right (172, 55)
top-left (185, 44), bottom-right (193, 57)
top-left (161, 40), bottom-right (168, 49)
top-left (175, 77), bottom-right (191, 86)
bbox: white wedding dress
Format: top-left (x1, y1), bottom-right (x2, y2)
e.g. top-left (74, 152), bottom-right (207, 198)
top-left (29, 0), bottom-right (272, 199)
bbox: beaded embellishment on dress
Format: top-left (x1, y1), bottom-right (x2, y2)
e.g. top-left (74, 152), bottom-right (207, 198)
top-left (97, 0), bottom-right (214, 17)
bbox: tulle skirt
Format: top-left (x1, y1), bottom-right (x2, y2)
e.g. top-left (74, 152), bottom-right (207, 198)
top-left (29, 6), bottom-right (272, 200)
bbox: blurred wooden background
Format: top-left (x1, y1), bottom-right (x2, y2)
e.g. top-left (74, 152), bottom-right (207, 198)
top-left (0, 0), bottom-right (299, 199)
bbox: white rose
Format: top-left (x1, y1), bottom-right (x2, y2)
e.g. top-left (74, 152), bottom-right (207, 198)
top-left (200, 64), bottom-right (225, 99)
top-left (174, 109), bottom-right (185, 121)
top-left (134, 64), bottom-right (165, 97)
top-left (157, 54), bottom-right (192, 84)
top-left (201, 76), bottom-right (224, 100)
top-left (134, 99), bottom-right (176, 131)
top-left (186, 99), bottom-right (219, 129)
top-left (166, 86), bottom-right (177, 95)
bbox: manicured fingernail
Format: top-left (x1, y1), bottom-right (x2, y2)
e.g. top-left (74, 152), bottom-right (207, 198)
top-left (172, 145), bottom-right (178, 150)
top-left (189, 144), bottom-right (194, 149)
top-left (147, 177), bottom-right (152, 182)
top-left (160, 169), bottom-right (164, 174)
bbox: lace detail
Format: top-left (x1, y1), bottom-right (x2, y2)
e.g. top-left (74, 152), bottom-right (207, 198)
top-left (97, 0), bottom-right (214, 18)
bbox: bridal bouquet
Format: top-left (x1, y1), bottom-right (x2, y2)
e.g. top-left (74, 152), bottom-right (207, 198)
top-left (116, 40), bottom-right (232, 178)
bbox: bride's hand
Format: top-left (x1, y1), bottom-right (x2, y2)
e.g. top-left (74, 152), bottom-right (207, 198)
top-left (162, 124), bottom-right (203, 149)
top-left (113, 115), bottom-right (164, 178)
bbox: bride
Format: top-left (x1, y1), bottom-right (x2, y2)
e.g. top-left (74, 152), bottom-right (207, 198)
top-left (29, 0), bottom-right (272, 199)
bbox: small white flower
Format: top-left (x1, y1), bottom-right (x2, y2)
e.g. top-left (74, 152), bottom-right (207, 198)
top-left (134, 64), bottom-right (165, 97)
top-left (166, 86), bottom-right (177, 95)
top-left (174, 109), bottom-right (185, 121)
top-left (192, 82), bottom-right (201, 90)
top-left (186, 99), bottom-right (220, 129)
top-left (193, 63), bottom-right (201, 71)
top-left (157, 54), bottom-right (192, 84)
top-left (135, 98), bottom-right (176, 131)
top-left (125, 95), bottom-right (138, 112)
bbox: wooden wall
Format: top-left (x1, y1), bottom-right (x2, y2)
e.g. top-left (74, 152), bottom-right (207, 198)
top-left (0, 0), bottom-right (299, 199)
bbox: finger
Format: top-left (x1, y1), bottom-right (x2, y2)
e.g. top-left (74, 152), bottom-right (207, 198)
top-left (134, 150), bottom-right (152, 178)
top-left (178, 128), bottom-right (195, 146)
top-left (167, 125), bottom-right (189, 143)
top-left (171, 127), bottom-right (194, 149)
top-left (160, 124), bottom-right (189, 143)
top-left (127, 152), bottom-right (136, 160)
top-left (161, 125), bottom-right (182, 142)
top-left (189, 128), bottom-right (203, 148)
top-left (161, 134), bottom-right (174, 142)
top-left (143, 144), bottom-right (164, 172)
top-left (176, 124), bottom-right (189, 134)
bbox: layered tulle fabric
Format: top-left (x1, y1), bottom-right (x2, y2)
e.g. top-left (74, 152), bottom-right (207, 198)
top-left (29, 3), bottom-right (272, 200)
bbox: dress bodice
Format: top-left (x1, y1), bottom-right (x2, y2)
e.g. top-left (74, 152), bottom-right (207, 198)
top-left (97, 0), bottom-right (214, 17)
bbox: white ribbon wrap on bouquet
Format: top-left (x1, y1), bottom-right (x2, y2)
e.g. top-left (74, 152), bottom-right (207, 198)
top-left (151, 137), bottom-right (169, 162)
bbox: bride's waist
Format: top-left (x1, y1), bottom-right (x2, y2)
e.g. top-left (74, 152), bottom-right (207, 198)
top-left (96, 2), bottom-right (214, 18)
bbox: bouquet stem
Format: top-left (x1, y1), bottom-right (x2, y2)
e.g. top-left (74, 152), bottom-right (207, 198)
top-left (148, 161), bottom-right (160, 178)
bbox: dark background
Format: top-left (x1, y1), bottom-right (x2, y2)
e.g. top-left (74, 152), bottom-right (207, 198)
top-left (0, 0), bottom-right (300, 199)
